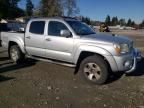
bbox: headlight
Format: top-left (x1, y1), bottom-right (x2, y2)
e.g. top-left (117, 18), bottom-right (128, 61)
top-left (120, 44), bottom-right (129, 53)
top-left (114, 43), bottom-right (129, 54)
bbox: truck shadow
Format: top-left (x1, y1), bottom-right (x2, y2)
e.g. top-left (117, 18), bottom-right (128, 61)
top-left (0, 57), bottom-right (10, 61)
top-left (0, 49), bottom-right (7, 54)
top-left (106, 72), bottom-right (124, 84)
top-left (0, 58), bottom-right (37, 74)
top-left (0, 75), bottom-right (14, 82)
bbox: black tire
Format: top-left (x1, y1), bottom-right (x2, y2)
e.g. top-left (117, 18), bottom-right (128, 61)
top-left (0, 40), bottom-right (2, 47)
top-left (9, 45), bottom-right (25, 63)
top-left (79, 55), bottom-right (109, 85)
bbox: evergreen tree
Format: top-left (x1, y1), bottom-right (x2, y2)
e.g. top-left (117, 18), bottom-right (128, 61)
top-left (80, 16), bottom-right (91, 25)
top-left (26, 0), bottom-right (34, 16)
top-left (85, 17), bottom-right (91, 25)
top-left (105, 15), bottom-right (111, 26)
top-left (127, 18), bottom-right (132, 26)
top-left (0, 0), bottom-right (24, 19)
top-left (131, 21), bottom-right (135, 27)
top-left (119, 19), bottom-right (126, 26)
top-left (39, 0), bottom-right (48, 16)
top-left (111, 16), bottom-right (118, 26)
top-left (115, 16), bottom-right (119, 25)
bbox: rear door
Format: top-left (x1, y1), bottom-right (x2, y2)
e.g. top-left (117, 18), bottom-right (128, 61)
top-left (25, 20), bottom-right (46, 57)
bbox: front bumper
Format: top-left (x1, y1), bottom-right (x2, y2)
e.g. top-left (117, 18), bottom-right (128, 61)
top-left (126, 49), bottom-right (142, 73)
top-left (114, 48), bottom-right (142, 73)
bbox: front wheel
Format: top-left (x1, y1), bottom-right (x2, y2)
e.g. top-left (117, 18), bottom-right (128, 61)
top-left (79, 55), bottom-right (109, 85)
top-left (9, 45), bottom-right (25, 63)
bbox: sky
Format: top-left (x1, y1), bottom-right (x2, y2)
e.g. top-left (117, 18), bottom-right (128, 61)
top-left (18, 0), bottom-right (144, 24)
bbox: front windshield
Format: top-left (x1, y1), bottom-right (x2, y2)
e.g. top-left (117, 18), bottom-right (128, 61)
top-left (66, 20), bottom-right (95, 35)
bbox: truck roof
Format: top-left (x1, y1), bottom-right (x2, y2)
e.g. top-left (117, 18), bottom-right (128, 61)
top-left (30, 17), bottom-right (79, 21)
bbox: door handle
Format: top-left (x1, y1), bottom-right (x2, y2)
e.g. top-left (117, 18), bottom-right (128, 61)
top-left (25, 36), bottom-right (31, 39)
top-left (45, 38), bottom-right (51, 41)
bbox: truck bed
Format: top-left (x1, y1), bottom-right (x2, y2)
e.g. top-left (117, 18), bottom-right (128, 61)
top-left (1, 31), bottom-right (25, 48)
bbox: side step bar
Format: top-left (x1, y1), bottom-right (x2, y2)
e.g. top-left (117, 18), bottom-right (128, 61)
top-left (27, 55), bottom-right (76, 68)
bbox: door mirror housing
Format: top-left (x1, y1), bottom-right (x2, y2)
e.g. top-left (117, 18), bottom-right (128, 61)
top-left (19, 27), bottom-right (25, 32)
top-left (60, 30), bottom-right (71, 38)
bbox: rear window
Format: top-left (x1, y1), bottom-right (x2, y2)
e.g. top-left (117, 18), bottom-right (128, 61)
top-left (0, 23), bottom-right (11, 31)
top-left (29, 21), bottom-right (45, 34)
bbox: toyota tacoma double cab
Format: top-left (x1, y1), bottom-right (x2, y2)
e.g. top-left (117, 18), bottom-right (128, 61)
top-left (1, 17), bottom-right (141, 84)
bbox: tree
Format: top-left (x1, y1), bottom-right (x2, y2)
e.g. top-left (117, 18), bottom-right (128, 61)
top-left (105, 15), bottom-right (111, 26)
top-left (26, 0), bottom-right (34, 16)
top-left (119, 19), bottom-right (126, 26)
top-left (111, 16), bottom-right (118, 26)
top-left (64, 0), bottom-right (79, 17)
top-left (39, 0), bottom-right (62, 17)
top-left (81, 16), bottom-right (91, 25)
top-left (131, 21), bottom-right (135, 27)
top-left (39, 0), bottom-right (79, 17)
top-left (115, 17), bottom-right (119, 25)
top-left (0, 0), bottom-right (9, 18)
top-left (0, 0), bottom-right (24, 19)
top-left (127, 18), bottom-right (132, 26)
top-left (33, 5), bottom-right (41, 17)
top-left (139, 20), bottom-right (144, 28)
top-left (39, 0), bottom-right (48, 16)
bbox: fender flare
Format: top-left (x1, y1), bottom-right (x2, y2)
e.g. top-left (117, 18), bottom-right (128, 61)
top-left (8, 38), bottom-right (25, 53)
top-left (73, 45), bottom-right (112, 64)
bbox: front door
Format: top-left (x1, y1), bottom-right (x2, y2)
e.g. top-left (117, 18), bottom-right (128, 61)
top-left (44, 21), bottom-right (74, 62)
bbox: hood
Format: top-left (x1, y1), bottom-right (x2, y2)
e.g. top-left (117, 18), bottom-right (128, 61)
top-left (80, 33), bottom-right (132, 45)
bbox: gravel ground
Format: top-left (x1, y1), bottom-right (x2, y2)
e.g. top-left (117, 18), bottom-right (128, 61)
top-left (0, 31), bottom-right (144, 108)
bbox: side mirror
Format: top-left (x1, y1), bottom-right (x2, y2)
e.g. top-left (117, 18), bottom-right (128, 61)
top-left (60, 30), bottom-right (71, 38)
top-left (19, 27), bottom-right (25, 32)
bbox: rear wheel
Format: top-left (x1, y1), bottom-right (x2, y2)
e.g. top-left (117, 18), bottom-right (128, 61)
top-left (9, 45), bottom-right (25, 63)
top-left (79, 55), bottom-right (109, 85)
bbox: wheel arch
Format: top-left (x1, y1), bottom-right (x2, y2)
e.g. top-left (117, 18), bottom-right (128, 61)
top-left (8, 40), bottom-right (25, 55)
top-left (74, 51), bottom-right (112, 74)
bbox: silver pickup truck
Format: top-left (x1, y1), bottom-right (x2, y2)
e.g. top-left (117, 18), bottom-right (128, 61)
top-left (1, 17), bottom-right (141, 84)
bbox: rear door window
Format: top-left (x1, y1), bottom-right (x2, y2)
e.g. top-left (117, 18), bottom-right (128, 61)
top-left (29, 21), bottom-right (45, 35)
